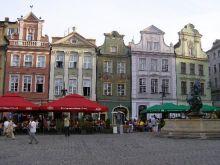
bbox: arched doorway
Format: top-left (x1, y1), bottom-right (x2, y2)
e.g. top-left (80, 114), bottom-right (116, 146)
top-left (112, 105), bottom-right (129, 125)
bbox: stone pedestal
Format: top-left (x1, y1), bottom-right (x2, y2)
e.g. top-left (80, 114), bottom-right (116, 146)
top-left (161, 119), bottom-right (220, 139)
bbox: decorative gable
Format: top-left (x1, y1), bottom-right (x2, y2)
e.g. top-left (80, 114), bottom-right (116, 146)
top-left (23, 12), bottom-right (41, 22)
top-left (141, 25), bottom-right (165, 35)
top-left (174, 23), bottom-right (206, 58)
top-left (52, 32), bottom-right (96, 48)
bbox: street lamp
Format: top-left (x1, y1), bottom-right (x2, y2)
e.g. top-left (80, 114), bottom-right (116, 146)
top-left (159, 84), bottom-right (167, 105)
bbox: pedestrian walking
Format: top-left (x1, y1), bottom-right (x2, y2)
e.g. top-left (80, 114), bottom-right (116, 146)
top-left (3, 117), bottom-right (9, 136)
top-left (64, 116), bottom-right (70, 137)
top-left (28, 117), bottom-right (39, 144)
top-left (7, 119), bottom-right (16, 139)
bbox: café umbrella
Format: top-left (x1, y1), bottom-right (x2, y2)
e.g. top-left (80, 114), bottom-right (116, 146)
top-left (141, 103), bottom-right (182, 113)
top-left (40, 94), bottom-right (108, 113)
top-left (0, 93), bottom-right (39, 112)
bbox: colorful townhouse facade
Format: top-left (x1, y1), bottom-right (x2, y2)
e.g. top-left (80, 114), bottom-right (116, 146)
top-left (174, 24), bottom-right (211, 105)
top-left (4, 12), bottom-right (50, 104)
top-left (49, 29), bottom-right (97, 101)
top-left (96, 31), bottom-right (131, 122)
top-left (207, 40), bottom-right (220, 107)
top-left (0, 17), bottom-right (18, 96)
top-left (130, 25), bottom-right (176, 119)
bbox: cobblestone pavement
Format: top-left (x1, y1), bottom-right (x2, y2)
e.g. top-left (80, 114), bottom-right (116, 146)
top-left (0, 133), bottom-right (220, 165)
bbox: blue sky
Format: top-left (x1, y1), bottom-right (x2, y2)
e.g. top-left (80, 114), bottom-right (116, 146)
top-left (1, 0), bottom-right (220, 51)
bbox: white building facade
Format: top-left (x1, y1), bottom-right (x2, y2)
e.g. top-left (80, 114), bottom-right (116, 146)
top-left (49, 31), bottom-right (96, 101)
top-left (130, 25), bottom-right (176, 119)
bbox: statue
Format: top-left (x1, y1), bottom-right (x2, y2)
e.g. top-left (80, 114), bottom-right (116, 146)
top-left (186, 80), bottom-right (203, 117)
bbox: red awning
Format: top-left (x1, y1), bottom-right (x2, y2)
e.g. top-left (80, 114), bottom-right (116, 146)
top-left (0, 93), bottom-right (39, 112)
top-left (40, 94), bottom-right (108, 113)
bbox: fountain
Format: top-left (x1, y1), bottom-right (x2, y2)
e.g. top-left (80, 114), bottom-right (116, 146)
top-left (161, 80), bottom-right (220, 139)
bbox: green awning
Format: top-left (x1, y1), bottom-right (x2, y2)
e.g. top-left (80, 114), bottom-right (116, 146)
top-left (142, 103), bottom-right (184, 113)
top-left (142, 104), bottom-right (162, 113)
top-left (201, 104), bottom-right (218, 112)
top-left (178, 105), bottom-right (190, 111)
top-left (141, 103), bottom-right (220, 113)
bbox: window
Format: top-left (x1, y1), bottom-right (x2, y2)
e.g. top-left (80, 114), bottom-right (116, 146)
top-left (117, 84), bottom-right (125, 96)
top-left (24, 55), bottom-right (33, 67)
top-left (209, 67), bottom-right (211, 75)
top-left (162, 59), bottom-right (168, 72)
top-left (201, 83), bottom-right (204, 96)
top-left (181, 81), bottom-right (187, 95)
top-left (83, 79), bottom-right (91, 96)
top-left (7, 28), bottom-right (17, 36)
top-left (219, 64), bottom-right (220, 73)
top-left (153, 42), bottom-right (160, 50)
top-left (36, 76), bottom-right (44, 93)
top-left (11, 55), bottom-right (20, 67)
top-left (83, 56), bottom-right (92, 69)
top-left (103, 61), bottom-right (112, 73)
top-left (139, 78), bottom-right (146, 93)
top-left (23, 75), bottom-right (31, 92)
top-left (218, 50), bottom-right (220, 57)
top-left (190, 82), bottom-right (194, 92)
top-left (27, 33), bottom-right (33, 41)
top-left (56, 53), bottom-right (64, 68)
top-left (117, 62), bottom-right (126, 74)
top-left (213, 52), bottom-right (216, 59)
top-left (151, 59), bottom-right (158, 71)
top-left (190, 63), bottom-right (195, 75)
top-left (9, 75), bottom-right (19, 92)
top-left (151, 79), bottom-right (158, 93)
top-left (69, 53), bottom-right (78, 69)
top-left (37, 56), bottom-right (46, 68)
top-left (214, 65), bottom-right (217, 73)
top-left (198, 64), bottom-right (204, 76)
top-left (139, 58), bottom-right (146, 70)
top-left (103, 83), bottom-right (112, 96)
top-left (147, 41), bottom-right (153, 51)
top-left (181, 62), bottom-right (186, 74)
top-left (110, 46), bottom-right (117, 53)
top-left (54, 78), bottom-right (63, 96)
top-left (162, 79), bottom-right (169, 94)
top-left (68, 78), bottom-right (77, 94)
top-left (70, 39), bottom-right (77, 44)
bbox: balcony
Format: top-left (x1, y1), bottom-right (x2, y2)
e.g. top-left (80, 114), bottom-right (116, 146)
top-left (9, 40), bottom-right (49, 47)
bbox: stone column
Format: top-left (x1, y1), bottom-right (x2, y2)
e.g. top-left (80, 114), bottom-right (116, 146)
top-left (37, 22), bottom-right (42, 41)
top-left (18, 21), bottom-right (24, 46)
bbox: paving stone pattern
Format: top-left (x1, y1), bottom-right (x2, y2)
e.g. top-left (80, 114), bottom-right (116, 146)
top-left (0, 133), bottom-right (220, 165)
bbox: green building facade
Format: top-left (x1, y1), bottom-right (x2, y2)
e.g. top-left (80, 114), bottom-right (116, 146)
top-left (0, 18), bottom-right (17, 96)
top-left (97, 31), bottom-right (131, 123)
top-left (174, 24), bottom-right (211, 105)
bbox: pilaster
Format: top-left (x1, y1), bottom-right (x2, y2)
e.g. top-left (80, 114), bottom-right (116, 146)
top-left (49, 50), bottom-right (56, 100)
top-left (91, 52), bottom-right (96, 101)
top-left (78, 51), bottom-right (83, 95)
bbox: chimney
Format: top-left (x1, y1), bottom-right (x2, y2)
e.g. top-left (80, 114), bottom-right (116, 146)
top-left (5, 17), bottom-right (9, 22)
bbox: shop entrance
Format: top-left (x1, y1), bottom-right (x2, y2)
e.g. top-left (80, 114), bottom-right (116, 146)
top-left (112, 106), bottom-right (129, 125)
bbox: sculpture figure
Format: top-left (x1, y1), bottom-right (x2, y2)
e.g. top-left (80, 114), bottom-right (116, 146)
top-left (186, 80), bottom-right (203, 116)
